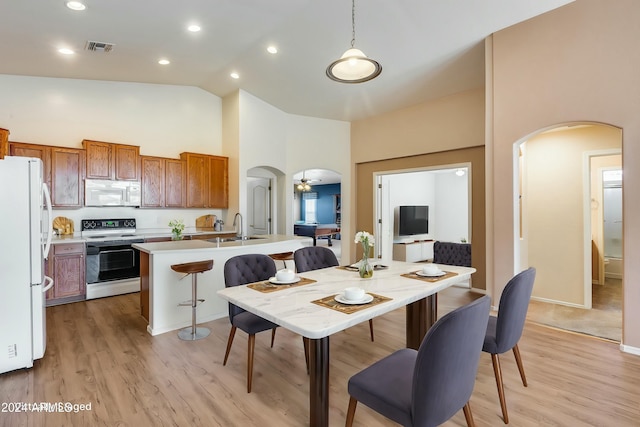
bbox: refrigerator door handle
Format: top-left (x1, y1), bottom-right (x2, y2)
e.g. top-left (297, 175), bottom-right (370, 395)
top-left (42, 183), bottom-right (53, 259)
top-left (42, 275), bottom-right (54, 293)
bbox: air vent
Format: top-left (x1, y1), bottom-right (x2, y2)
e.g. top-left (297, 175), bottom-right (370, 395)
top-left (85, 40), bottom-right (115, 53)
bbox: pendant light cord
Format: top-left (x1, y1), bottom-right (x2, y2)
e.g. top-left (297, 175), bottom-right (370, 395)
top-left (351, 0), bottom-right (356, 48)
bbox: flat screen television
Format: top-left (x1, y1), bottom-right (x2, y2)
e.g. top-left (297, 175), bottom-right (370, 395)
top-left (398, 205), bottom-right (429, 236)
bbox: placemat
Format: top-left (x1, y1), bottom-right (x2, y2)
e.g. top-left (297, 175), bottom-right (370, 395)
top-left (401, 270), bottom-right (458, 283)
top-left (248, 277), bottom-right (316, 293)
top-left (311, 292), bottom-right (391, 314)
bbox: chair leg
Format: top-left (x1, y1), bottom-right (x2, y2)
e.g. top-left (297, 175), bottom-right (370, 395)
top-left (463, 401), bottom-right (476, 427)
top-left (345, 396), bottom-right (358, 427)
top-left (512, 344), bottom-right (528, 387)
top-left (368, 319), bottom-right (375, 342)
top-left (271, 328), bottom-right (277, 348)
top-left (302, 337), bottom-right (310, 374)
top-left (491, 353), bottom-right (509, 424)
top-left (247, 334), bottom-right (257, 393)
top-left (223, 326), bottom-right (237, 366)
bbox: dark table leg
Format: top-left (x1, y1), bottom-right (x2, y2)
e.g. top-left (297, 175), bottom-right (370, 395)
top-left (405, 293), bottom-right (437, 350)
top-left (309, 337), bottom-right (330, 427)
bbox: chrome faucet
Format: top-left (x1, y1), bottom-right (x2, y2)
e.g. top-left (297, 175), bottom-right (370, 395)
top-left (233, 213), bottom-right (243, 238)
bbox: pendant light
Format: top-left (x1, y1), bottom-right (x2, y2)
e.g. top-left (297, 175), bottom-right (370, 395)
top-left (326, 0), bottom-right (382, 84)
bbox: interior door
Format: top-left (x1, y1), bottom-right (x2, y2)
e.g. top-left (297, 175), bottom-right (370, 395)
top-left (248, 177), bottom-right (271, 235)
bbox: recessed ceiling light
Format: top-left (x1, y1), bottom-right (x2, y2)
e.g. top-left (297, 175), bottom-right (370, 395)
top-left (66, 1), bottom-right (86, 11)
top-left (267, 46), bottom-right (278, 54)
top-left (158, 59), bottom-right (170, 65)
top-left (230, 72), bottom-right (239, 79)
top-left (58, 48), bottom-right (75, 55)
top-left (187, 24), bottom-right (201, 32)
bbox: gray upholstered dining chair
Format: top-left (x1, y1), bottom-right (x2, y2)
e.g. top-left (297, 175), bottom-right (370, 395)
top-left (433, 241), bottom-right (472, 267)
top-left (222, 254), bottom-right (280, 393)
top-left (483, 267), bottom-right (536, 424)
top-left (345, 295), bottom-right (491, 427)
top-left (294, 246), bottom-right (375, 342)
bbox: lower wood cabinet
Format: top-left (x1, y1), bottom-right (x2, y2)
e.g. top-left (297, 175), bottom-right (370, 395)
top-left (46, 243), bottom-right (86, 306)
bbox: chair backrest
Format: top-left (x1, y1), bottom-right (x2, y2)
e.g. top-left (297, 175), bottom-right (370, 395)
top-left (293, 246), bottom-right (339, 272)
top-left (432, 241), bottom-right (471, 267)
top-left (411, 296), bottom-right (491, 426)
top-left (223, 254), bottom-right (276, 322)
top-left (494, 267), bottom-right (536, 354)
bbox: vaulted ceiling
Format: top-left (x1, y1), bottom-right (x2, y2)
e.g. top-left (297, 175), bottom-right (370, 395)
top-left (0, 0), bottom-right (573, 121)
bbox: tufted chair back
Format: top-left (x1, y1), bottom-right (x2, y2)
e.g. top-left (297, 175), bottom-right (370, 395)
top-left (294, 246), bottom-right (339, 273)
top-left (224, 254), bottom-right (276, 322)
top-left (432, 241), bottom-right (471, 267)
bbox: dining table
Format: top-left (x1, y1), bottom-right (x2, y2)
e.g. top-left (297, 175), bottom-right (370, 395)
top-left (216, 260), bottom-right (476, 427)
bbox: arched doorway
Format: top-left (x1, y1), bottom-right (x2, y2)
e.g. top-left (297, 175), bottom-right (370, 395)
top-left (514, 123), bottom-right (623, 341)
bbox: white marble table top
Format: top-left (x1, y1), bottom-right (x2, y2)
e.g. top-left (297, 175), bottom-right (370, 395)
top-left (217, 261), bottom-right (475, 339)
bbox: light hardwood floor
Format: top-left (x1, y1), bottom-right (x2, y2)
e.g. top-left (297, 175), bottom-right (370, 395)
top-left (1, 289), bottom-right (639, 427)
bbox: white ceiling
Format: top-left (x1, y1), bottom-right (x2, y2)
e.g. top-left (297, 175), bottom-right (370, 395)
top-left (0, 0), bottom-right (572, 122)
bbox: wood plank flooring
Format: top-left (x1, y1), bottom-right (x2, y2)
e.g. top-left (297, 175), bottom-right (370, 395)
top-left (1, 288), bottom-right (639, 427)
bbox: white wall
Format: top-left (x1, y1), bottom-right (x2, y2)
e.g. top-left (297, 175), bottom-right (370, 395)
top-left (434, 171), bottom-right (470, 242)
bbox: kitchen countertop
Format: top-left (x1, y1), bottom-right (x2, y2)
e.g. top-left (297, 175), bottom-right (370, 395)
top-left (133, 234), bottom-right (309, 254)
top-left (50, 228), bottom-right (240, 244)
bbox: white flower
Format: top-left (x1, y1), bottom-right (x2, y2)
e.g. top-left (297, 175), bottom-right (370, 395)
top-left (354, 231), bottom-right (374, 246)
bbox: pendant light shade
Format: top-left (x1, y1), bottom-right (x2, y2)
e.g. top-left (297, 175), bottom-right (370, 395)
top-left (326, 0), bottom-right (381, 84)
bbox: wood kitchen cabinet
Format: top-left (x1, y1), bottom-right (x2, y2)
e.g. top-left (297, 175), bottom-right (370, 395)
top-left (0, 128), bottom-right (9, 159)
top-left (83, 139), bottom-right (140, 181)
top-left (180, 152), bottom-right (228, 208)
top-left (50, 147), bottom-right (84, 208)
top-left (46, 243), bottom-right (86, 306)
top-left (140, 156), bottom-right (185, 208)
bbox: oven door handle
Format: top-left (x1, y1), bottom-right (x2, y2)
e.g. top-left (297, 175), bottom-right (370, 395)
top-left (99, 248), bottom-right (135, 255)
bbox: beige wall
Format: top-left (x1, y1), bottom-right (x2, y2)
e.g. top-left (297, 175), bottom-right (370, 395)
top-left (522, 125), bottom-right (621, 306)
top-left (489, 0), bottom-right (640, 350)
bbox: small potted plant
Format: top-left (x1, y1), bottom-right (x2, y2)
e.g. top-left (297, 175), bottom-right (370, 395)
top-left (354, 231), bottom-right (375, 278)
top-left (169, 219), bottom-right (185, 241)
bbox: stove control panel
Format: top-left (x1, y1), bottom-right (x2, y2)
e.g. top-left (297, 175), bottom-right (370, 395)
top-left (81, 218), bottom-right (136, 231)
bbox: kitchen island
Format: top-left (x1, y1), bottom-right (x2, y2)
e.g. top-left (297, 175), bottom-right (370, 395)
top-left (133, 235), bottom-right (312, 336)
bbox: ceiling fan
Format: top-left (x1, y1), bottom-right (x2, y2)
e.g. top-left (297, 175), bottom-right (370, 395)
top-left (296, 171), bottom-right (321, 191)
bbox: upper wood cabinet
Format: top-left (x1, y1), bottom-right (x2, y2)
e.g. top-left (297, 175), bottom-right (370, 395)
top-left (0, 128), bottom-right (9, 159)
top-left (83, 139), bottom-right (139, 181)
top-left (180, 152), bottom-right (228, 208)
top-left (50, 147), bottom-right (84, 208)
top-left (140, 156), bottom-right (186, 208)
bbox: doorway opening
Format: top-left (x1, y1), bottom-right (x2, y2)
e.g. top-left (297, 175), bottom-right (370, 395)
top-left (514, 123), bottom-right (623, 341)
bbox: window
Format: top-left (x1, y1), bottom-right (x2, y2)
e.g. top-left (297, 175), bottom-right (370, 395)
top-left (303, 192), bottom-right (318, 223)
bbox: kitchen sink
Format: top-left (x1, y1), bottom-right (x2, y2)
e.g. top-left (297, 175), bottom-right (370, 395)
top-left (207, 236), bottom-right (266, 243)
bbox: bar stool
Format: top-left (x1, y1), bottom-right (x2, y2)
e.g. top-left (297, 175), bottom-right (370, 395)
top-left (171, 259), bottom-right (214, 341)
top-left (268, 251), bottom-right (294, 270)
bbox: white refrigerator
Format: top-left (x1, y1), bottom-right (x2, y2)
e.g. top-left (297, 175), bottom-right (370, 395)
top-left (0, 156), bottom-right (54, 374)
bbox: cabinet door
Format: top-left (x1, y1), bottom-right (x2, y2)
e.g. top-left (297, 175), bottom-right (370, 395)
top-left (208, 155), bottom-right (228, 208)
top-left (51, 147), bottom-right (84, 207)
top-left (140, 156), bottom-right (165, 207)
top-left (83, 140), bottom-right (113, 179)
top-left (114, 144), bottom-right (140, 181)
top-left (51, 254), bottom-right (85, 298)
top-left (165, 159), bottom-right (185, 207)
top-left (0, 128), bottom-right (8, 159)
top-left (8, 142), bottom-right (51, 185)
top-left (182, 153), bottom-right (208, 208)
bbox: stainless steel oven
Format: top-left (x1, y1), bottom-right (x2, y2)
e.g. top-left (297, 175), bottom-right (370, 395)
top-left (85, 239), bottom-right (144, 284)
top-left (81, 218), bottom-right (143, 299)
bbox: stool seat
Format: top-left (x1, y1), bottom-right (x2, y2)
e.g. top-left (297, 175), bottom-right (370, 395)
top-left (172, 259), bottom-right (214, 341)
top-left (171, 259), bottom-right (214, 274)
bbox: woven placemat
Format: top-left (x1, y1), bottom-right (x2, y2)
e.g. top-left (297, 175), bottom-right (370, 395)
top-left (401, 270), bottom-right (458, 283)
top-left (248, 277), bottom-right (316, 293)
top-left (311, 292), bottom-right (391, 314)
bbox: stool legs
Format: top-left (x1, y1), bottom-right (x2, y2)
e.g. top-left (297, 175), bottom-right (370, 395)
top-left (178, 272), bottom-right (210, 341)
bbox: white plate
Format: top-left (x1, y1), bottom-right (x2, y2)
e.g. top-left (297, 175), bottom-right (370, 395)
top-left (268, 276), bottom-right (301, 285)
top-left (416, 270), bottom-right (445, 277)
top-left (335, 293), bottom-right (374, 305)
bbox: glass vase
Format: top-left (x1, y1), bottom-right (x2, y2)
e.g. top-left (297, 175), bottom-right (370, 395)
top-left (359, 243), bottom-right (374, 278)
top-left (171, 232), bottom-right (183, 241)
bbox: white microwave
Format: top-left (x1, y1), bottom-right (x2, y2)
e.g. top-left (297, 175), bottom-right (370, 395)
top-left (85, 179), bottom-right (141, 207)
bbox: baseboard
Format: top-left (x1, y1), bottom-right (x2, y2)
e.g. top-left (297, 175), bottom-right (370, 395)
top-left (620, 343), bottom-right (640, 356)
top-left (530, 295), bottom-right (586, 309)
